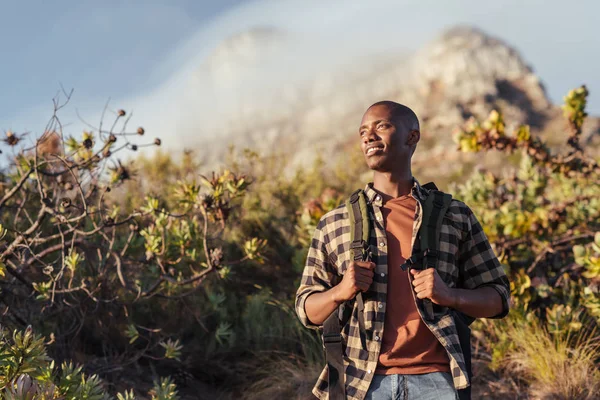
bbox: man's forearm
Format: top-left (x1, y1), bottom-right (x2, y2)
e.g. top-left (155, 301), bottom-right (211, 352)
top-left (304, 286), bottom-right (344, 326)
top-left (450, 286), bottom-right (504, 318)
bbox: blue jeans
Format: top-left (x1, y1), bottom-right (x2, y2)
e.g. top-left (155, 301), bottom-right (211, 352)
top-left (365, 372), bottom-right (458, 400)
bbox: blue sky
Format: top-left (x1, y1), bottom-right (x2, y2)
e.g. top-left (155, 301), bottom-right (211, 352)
top-left (1, 0), bottom-right (599, 151)
top-left (0, 0), bottom-right (244, 127)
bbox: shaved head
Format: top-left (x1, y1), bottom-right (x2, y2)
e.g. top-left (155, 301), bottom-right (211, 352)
top-left (359, 100), bottom-right (421, 173)
top-left (367, 101), bottom-right (420, 132)
top-left (364, 101), bottom-right (420, 157)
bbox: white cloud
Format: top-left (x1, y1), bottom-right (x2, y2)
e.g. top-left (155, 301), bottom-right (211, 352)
top-left (3, 0), bottom-right (599, 158)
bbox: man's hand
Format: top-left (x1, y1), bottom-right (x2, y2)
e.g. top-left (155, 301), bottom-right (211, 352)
top-left (304, 260), bottom-right (375, 326)
top-left (410, 268), bottom-right (455, 307)
top-left (332, 261), bottom-right (376, 303)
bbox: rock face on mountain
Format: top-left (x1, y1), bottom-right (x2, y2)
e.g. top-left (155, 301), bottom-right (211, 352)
top-left (405, 26), bottom-right (552, 130)
top-left (187, 25), bottom-right (598, 175)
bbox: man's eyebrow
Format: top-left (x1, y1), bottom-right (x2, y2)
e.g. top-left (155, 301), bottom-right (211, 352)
top-left (359, 119), bottom-right (388, 131)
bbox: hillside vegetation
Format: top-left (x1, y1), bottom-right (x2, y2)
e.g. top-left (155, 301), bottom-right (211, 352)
top-left (0, 86), bottom-right (598, 399)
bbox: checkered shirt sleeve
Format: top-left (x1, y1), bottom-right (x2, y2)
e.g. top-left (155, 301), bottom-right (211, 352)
top-left (457, 202), bottom-right (511, 318)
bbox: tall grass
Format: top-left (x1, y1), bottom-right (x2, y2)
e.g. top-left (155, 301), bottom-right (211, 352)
top-left (213, 289), bottom-right (325, 398)
top-left (241, 357), bottom-right (322, 400)
top-left (241, 289), bottom-right (324, 365)
top-left (502, 316), bottom-right (600, 400)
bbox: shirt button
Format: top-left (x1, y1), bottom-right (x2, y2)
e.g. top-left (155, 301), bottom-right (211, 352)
top-left (378, 303), bottom-right (383, 309)
top-left (367, 369), bottom-right (372, 374)
top-left (380, 272), bottom-right (385, 277)
top-left (375, 196), bottom-right (380, 201)
top-left (376, 215), bottom-right (382, 221)
top-left (375, 335), bottom-right (380, 341)
top-left (379, 242), bottom-right (385, 247)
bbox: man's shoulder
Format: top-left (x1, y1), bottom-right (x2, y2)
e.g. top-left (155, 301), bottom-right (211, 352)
top-left (444, 197), bottom-right (475, 227)
top-left (446, 198), bottom-right (471, 215)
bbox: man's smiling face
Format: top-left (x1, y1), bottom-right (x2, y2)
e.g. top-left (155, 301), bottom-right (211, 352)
top-left (359, 104), bottom-right (418, 172)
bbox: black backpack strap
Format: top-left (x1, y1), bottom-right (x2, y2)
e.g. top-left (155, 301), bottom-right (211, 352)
top-left (418, 189), bottom-right (453, 320)
top-left (454, 310), bottom-right (474, 400)
top-left (322, 189), bottom-right (371, 400)
top-left (419, 190), bottom-right (453, 320)
top-left (419, 186), bottom-right (474, 399)
top-left (421, 181), bottom-right (439, 191)
top-left (322, 314), bottom-right (345, 400)
top-left (347, 189), bottom-right (370, 261)
top-left (346, 189), bottom-right (370, 334)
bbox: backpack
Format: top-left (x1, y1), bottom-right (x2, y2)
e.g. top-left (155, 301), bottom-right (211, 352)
top-left (322, 183), bottom-right (473, 400)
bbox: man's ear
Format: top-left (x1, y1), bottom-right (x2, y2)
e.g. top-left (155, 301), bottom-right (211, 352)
top-left (407, 129), bottom-right (420, 146)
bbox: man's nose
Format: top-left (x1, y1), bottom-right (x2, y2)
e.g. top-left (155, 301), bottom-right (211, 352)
top-left (363, 128), bottom-right (378, 142)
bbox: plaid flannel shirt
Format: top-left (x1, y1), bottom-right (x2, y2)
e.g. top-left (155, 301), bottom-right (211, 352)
top-left (295, 180), bottom-right (510, 400)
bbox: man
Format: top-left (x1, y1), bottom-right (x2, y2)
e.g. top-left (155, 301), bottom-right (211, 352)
top-left (295, 101), bottom-right (510, 400)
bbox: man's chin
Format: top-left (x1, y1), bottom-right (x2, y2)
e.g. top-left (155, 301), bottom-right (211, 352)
top-left (366, 159), bottom-right (387, 172)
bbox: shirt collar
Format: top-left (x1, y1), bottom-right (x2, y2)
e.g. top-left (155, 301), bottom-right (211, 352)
top-left (363, 177), bottom-right (429, 207)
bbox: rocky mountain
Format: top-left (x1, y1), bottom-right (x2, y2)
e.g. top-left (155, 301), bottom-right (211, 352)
top-left (186, 25), bottom-right (599, 180)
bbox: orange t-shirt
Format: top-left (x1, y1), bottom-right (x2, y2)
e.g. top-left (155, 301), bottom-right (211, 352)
top-left (375, 194), bottom-right (450, 375)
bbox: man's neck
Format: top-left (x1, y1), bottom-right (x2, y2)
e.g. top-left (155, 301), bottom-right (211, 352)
top-left (372, 171), bottom-right (414, 200)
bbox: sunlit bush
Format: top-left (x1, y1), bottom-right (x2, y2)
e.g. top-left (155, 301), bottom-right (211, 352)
top-left (453, 85), bottom-right (599, 398)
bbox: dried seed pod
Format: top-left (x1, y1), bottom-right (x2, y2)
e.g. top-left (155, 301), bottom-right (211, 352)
top-left (83, 138), bottom-right (93, 149)
top-left (5, 130), bottom-right (21, 146)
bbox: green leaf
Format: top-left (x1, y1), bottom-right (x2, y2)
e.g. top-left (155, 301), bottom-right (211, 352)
top-left (573, 245), bottom-right (586, 258)
top-left (159, 339), bottom-right (182, 361)
top-left (0, 223), bottom-right (7, 240)
top-left (125, 325), bottom-right (139, 344)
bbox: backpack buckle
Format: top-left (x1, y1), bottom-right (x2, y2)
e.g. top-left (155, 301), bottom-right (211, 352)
top-left (400, 254), bottom-right (417, 271)
top-left (350, 239), bottom-right (364, 250)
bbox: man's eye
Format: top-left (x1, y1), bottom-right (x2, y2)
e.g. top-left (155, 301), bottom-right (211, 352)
top-left (378, 124), bottom-right (390, 129)
top-left (360, 131), bottom-right (366, 136)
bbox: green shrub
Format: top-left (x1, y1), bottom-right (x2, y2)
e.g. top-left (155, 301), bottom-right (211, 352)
top-left (453, 86), bottom-right (600, 396)
top-left (0, 326), bottom-right (178, 399)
